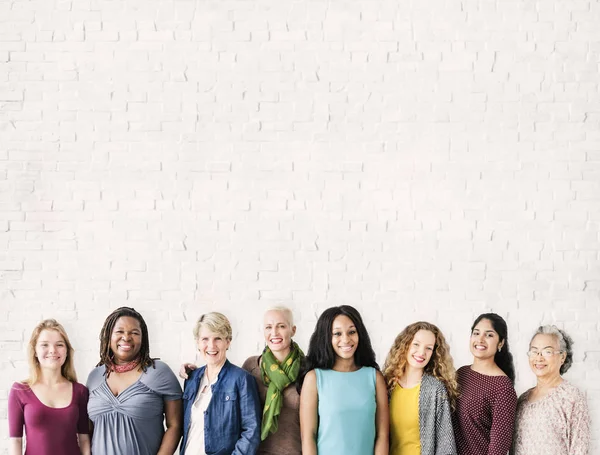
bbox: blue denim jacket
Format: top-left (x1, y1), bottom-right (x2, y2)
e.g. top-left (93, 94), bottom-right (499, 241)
top-left (181, 360), bottom-right (261, 455)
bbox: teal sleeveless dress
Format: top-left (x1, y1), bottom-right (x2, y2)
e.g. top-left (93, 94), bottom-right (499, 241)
top-left (315, 367), bottom-right (377, 454)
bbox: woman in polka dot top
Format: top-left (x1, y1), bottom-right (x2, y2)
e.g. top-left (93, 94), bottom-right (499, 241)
top-left (452, 313), bottom-right (517, 455)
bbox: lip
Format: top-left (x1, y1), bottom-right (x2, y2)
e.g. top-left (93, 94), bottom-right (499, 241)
top-left (473, 344), bottom-right (487, 351)
top-left (269, 337), bottom-right (283, 344)
top-left (118, 344), bottom-right (133, 351)
top-left (338, 345), bottom-right (354, 352)
top-left (412, 355), bottom-right (425, 363)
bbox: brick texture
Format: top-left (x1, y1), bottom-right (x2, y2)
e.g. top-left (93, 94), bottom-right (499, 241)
top-left (1, 0), bottom-right (599, 451)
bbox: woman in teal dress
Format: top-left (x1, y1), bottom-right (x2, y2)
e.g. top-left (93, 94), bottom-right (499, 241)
top-left (298, 305), bottom-right (389, 455)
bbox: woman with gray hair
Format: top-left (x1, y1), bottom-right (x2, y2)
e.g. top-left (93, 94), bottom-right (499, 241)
top-left (512, 325), bottom-right (590, 455)
top-left (180, 312), bottom-right (261, 454)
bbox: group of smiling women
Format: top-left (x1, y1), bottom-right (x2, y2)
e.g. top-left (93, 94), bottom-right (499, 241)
top-left (9, 305), bottom-right (591, 455)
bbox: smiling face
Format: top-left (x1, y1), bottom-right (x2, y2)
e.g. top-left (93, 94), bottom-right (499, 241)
top-left (197, 326), bottom-right (230, 369)
top-left (331, 314), bottom-right (359, 361)
top-left (35, 329), bottom-right (68, 371)
top-left (110, 316), bottom-right (143, 364)
top-left (470, 318), bottom-right (503, 360)
top-left (263, 310), bottom-right (296, 355)
top-left (529, 333), bottom-right (565, 381)
top-left (406, 329), bottom-right (436, 371)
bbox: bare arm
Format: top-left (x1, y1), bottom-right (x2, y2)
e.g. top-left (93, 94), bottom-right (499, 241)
top-left (374, 371), bottom-right (389, 455)
top-left (157, 399), bottom-right (183, 455)
top-left (300, 370), bottom-right (318, 455)
top-left (9, 438), bottom-right (23, 455)
top-left (78, 434), bottom-right (91, 455)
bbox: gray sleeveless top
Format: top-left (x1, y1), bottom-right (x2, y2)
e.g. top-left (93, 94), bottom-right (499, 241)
top-left (87, 360), bottom-right (182, 455)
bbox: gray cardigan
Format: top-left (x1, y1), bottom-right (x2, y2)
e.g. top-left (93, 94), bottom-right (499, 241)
top-left (418, 374), bottom-right (457, 455)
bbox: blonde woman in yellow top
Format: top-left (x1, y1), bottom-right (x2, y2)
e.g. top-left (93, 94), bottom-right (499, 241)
top-left (383, 322), bottom-right (458, 455)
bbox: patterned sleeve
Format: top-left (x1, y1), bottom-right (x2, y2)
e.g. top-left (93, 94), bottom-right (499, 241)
top-left (569, 388), bottom-right (591, 455)
top-left (434, 381), bottom-right (457, 455)
top-left (488, 379), bottom-right (517, 455)
top-left (8, 383), bottom-right (25, 438)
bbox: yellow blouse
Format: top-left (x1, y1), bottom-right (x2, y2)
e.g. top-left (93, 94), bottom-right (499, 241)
top-left (390, 383), bottom-right (421, 455)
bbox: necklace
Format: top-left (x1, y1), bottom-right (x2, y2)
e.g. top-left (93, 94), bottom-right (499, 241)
top-left (111, 359), bottom-right (140, 373)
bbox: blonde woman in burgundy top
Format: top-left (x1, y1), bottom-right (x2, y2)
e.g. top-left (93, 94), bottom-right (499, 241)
top-left (512, 326), bottom-right (590, 455)
top-left (8, 319), bottom-right (90, 455)
top-left (452, 313), bottom-right (517, 455)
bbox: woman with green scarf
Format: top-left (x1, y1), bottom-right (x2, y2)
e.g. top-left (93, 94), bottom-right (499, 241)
top-left (180, 306), bottom-right (304, 455)
top-left (241, 306), bottom-right (304, 455)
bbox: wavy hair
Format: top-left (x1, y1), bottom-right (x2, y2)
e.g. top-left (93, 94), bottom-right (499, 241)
top-left (24, 319), bottom-right (78, 385)
top-left (472, 313), bottom-right (515, 383)
top-left (96, 307), bottom-right (155, 376)
top-left (383, 321), bottom-right (459, 409)
top-left (297, 305), bottom-right (378, 391)
top-left (532, 325), bottom-right (574, 375)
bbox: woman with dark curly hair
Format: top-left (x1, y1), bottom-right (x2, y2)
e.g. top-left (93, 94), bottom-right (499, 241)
top-left (512, 325), bottom-right (590, 455)
top-left (452, 313), bottom-right (517, 455)
top-left (383, 322), bottom-right (457, 455)
top-left (86, 307), bottom-right (183, 455)
top-left (298, 305), bottom-right (389, 455)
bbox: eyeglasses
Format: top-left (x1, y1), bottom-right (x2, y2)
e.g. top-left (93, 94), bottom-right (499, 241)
top-left (526, 349), bottom-right (562, 358)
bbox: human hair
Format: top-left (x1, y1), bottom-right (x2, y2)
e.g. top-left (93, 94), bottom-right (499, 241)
top-left (383, 321), bottom-right (459, 409)
top-left (297, 305), bottom-right (378, 391)
top-left (96, 307), bottom-right (154, 375)
top-left (193, 312), bottom-right (232, 341)
top-left (532, 325), bottom-right (574, 374)
top-left (471, 313), bottom-right (515, 383)
top-left (264, 306), bottom-right (294, 327)
top-left (24, 319), bottom-right (78, 385)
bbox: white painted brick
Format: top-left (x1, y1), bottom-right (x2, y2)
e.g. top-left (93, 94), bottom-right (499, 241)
top-left (1, 0), bottom-right (599, 450)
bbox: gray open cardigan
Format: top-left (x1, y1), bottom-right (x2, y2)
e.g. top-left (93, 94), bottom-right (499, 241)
top-left (416, 374), bottom-right (457, 455)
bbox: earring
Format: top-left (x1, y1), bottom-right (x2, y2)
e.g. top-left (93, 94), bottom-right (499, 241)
top-left (498, 346), bottom-right (502, 352)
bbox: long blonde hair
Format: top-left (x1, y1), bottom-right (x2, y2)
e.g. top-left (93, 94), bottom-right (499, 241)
top-left (383, 321), bottom-right (459, 409)
top-left (24, 319), bottom-right (78, 385)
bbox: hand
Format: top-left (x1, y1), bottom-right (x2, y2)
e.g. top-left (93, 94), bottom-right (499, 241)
top-left (179, 363), bottom-right (197, 380)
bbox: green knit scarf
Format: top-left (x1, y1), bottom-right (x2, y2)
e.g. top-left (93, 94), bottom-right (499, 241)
top-left (259, 341), bottom-right (304, 441)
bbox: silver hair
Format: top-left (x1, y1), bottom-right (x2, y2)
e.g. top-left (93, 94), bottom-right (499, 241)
top-left (532, 325), bottom-right (574, 375)
top-left (264, 306), bottom-right (295, 327)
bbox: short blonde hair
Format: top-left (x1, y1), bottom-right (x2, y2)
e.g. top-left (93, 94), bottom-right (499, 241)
top-left (265, 306), bottom-right (295, 326)
top-left (26, 319), bottom-right (77, 385)
top-left (193, 312), bottom-right (232, 341)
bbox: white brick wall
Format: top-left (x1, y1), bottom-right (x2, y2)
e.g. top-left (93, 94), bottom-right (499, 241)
top-left (1, 0), bottom-right (599, 451)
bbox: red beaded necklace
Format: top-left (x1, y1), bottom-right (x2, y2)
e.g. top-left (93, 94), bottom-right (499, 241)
top-left (111, 359), bottom-right (140, 373)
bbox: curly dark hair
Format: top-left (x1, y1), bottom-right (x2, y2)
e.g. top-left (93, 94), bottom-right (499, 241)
top-left (297, 305), bottom-right (378, 392)
top-left (472, 313), bottom-right (515, 383)
top-left (97, 307), bottom-right (155, 376)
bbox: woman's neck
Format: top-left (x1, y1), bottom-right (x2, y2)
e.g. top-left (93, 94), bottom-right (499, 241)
top-left (206, 360), bottom-right (226, 382)
top-left (333, 357), bottom-right (358, 372)
top-left (38, 368), bottom-right (66, 385)
top-left (400, 366), bottom-right (424, 388)
top-left (536, 374), bottom-right (563, 391)
top-left (471, 356), bottom-right (498, 374)
top-left (272, 347), bottom-right (291, 364)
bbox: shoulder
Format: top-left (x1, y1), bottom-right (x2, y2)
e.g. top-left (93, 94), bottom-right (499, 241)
top-left (227, 361), bottom-right (256, 382)
top-left (86, 366), bottom-right (106, 390)
top-left (517, 387), bottom-right (533, 405)
top-left (558, 381), bottom-right (587, 403)
top-left (241, 355), bottom-right (260, 374)
top-left (72, 381), bottom-right (89, 397)
top-left (9, 382), bottom-right (29, 400)
top-left (422, 374), bottom-right (445, 392)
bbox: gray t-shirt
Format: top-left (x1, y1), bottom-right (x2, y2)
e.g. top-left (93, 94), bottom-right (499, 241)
top-left (87, 360), bottom-right (182, 455)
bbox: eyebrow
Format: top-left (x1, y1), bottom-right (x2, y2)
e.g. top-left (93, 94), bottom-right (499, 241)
top-left (530, 345), bottom-right (557, 350)
top-left (332, 325), bottom-right (356, 330)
